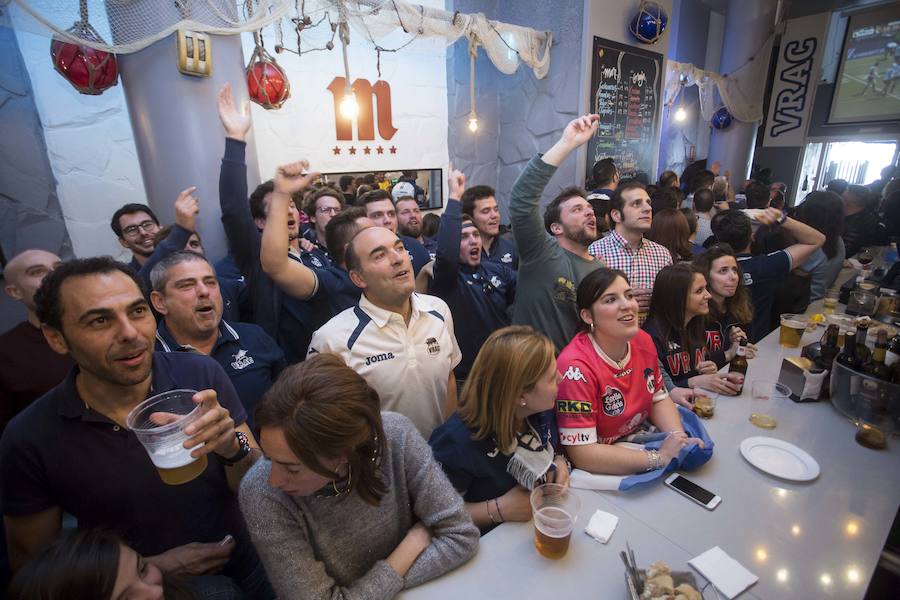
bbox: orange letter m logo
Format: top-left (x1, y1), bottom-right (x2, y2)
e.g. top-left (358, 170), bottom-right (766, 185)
top-left (327, 77), bottom-right (398, 141)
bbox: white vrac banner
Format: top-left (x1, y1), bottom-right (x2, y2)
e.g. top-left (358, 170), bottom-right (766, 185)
top-left (762, 13), bottom-right (830, 147)
top-left (244, 0), bottom-right (448, 182)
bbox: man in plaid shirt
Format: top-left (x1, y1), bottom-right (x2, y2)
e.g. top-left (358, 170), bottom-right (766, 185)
top-left (588, 182), bottom-right (672, 319)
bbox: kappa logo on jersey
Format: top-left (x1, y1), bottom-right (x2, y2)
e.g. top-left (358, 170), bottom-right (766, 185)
top-left (230, 349), bottom-right (255, 370)
top-left (557, 400), bottom-right (592, 414)
top-left (601, 385), bottom-right (626, 417)
top-left (425, 337), bottom-right (441, 355)
top-left (562, 365), bottom-right (587, 382)
top-left (501, 252), bottom-right (513, 263)
top-left (365, 352), bottom-right (395, 366)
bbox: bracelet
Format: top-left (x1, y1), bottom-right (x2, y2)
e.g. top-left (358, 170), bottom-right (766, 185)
top-left (645, 449), bottom-right (661, 471)
top-left (486, 500), bottom-right (499, 525)
top-left (493, 498), bottom-right (505, 523)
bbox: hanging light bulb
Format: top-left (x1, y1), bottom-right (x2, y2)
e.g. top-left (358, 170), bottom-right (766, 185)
top-left (674, 106), bottom-right (687, 122)
top-left (468, 113), bottom-right (479, 132)
top-left (467, 38), bottom-right (479, 134)
top-left (340, 92), bottom-right (358, 118)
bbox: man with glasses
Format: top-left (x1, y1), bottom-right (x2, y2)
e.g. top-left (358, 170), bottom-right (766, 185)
top-left (301, 186), bottom-right (344, 264)
top-left (428, 170), bottom-right (515, 381)
top-left (110, 204), bottom-right (160, 270)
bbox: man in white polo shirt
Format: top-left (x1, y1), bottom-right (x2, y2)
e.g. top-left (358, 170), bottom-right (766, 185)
top-left (308, 226), bottom-right (461, 439)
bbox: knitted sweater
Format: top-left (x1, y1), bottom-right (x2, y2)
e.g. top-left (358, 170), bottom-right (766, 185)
top-left (239, 412), bottom-right (478, 600)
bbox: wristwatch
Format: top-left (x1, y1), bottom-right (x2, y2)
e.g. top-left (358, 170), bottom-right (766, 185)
top-left (776, 211), bottom-right (788, 226)
top-left (220, 431), bottom-right (251, 465)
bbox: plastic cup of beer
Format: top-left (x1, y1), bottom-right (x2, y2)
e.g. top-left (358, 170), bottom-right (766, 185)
top-left (530, 483), bottom-right (581, 559)
top-left (779, 314), bottom-right (808, 348)
top-left (126, 389), bottom-right (208, 485)
top-left (823, 289), bottom-right (839, 315)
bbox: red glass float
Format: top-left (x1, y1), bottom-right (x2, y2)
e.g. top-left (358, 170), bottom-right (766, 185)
top-left (50, 22), bottom-right (118, 95)
top-left (246, 44), bottom-right (290, 110)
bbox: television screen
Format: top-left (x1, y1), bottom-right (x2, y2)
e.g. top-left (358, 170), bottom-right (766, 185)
top-left (829, 3), bottom-right (900, 124)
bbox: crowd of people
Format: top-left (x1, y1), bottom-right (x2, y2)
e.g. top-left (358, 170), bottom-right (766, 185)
top-left (0, 84), bottom-right (897, 599)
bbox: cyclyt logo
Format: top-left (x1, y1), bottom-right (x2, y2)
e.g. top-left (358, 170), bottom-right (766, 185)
top-left (562, 365), bottom-right (586, 382)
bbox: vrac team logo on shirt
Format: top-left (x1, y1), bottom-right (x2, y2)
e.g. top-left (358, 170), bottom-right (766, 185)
top-left (230, 349), bottom-right (255, 370)
top-left (425, 337), bottom-right (441, 355)
top-left (601, 385), bottom-right (626, 417)
top-left (501, 252), bottom-right (513, 263)
top-left (562, 365), bottom-right (587, 382)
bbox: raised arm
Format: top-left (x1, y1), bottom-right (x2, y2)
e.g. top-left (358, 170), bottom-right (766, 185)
top-left (432, 169), bottom-right (466, 293)
top-left (759, 208), bottom-right (825, 267)
top-left (259, 161), bottom-right (320, 299)
top-left (138, 187), bottom-right (198, 288)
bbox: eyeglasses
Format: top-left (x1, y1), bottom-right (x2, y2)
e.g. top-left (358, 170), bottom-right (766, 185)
top-left (317, 206), bottom-right (341, 215)
top-left (122, 220), bottom-right (158, 238)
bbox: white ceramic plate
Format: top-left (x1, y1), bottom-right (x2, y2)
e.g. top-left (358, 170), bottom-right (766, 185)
top-left (739, 437), bottom-right (820, 482)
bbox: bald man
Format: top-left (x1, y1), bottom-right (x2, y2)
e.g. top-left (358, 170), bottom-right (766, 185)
top-left (0, 250), bottom-right (73, 433)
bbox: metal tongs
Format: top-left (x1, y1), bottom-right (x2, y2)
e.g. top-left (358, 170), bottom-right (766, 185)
top-left (620, 541), bottom-right (643, 594)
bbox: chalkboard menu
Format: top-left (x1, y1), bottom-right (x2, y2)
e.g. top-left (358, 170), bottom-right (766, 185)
top-left (586, 37), bottom-right (663, 180)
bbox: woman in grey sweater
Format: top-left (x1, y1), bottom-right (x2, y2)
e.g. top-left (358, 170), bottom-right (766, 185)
top-left (239, 353), bottom-right (478, 600)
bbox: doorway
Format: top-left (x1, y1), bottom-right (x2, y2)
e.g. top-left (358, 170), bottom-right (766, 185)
top-left (795, 139), bottom-right (899, 205)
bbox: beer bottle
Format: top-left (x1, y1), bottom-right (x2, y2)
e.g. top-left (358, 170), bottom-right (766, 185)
top-left (885, 330), bottom-right (900, 367)
top-left (817, 324), bottom-right (840, 370)
top-left (837, 321), bottom-right (864, 371)
top-left (854, 318), bottom-right (872, 364)
top-left (729, 339), bottom-right (749, 394)
top-left (866, 330), bottom-right (893, 382)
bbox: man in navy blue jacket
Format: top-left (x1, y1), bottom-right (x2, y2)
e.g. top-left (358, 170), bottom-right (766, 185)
top-left (429, 170), bottom-right (516, 380)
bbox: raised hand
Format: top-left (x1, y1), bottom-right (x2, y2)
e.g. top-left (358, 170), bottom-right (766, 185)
top-left (174, 186), bottom-right (199, 232)
top-left (448, 166), bottom-right (466, 200)
top-left (217, 82), bottom-right (251, 141)
top-left (274, 160), bottom-right (320, 197)
top-left (560, 114), bottom-right (599, 150)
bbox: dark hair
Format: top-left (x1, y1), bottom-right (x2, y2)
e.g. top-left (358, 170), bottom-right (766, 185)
top-left (745, 181), bottom-right (770, 210)
top-left (658, 170), bottom-right (678, 188)
top-left (647, 208), bottom-right (693, 262)
top-left (249, 180), bottom-right (275, 220)
top-left (460, 185), bottom-right (496, 217)
top-left (711, 209), bottom-right (752, 252)
top-left (153, 225), bottom-right (203, 251)
top-left (575, 268), bottom-right (630, 331)
top-left (646, 263), bottom-right (708, 355)
top-left (303, 185), bottom-right (345, 219)
top-left (609, 181), bottom-right (648, 223)
top-left (681, 208), bottom-right (698, 236)
top-left (634, 172), bottom-right (651, 186)
top-left (149, 250), bottom-right (211, 293)
top-left (825, 178), bottom-right (848, 196)
top-left (770, 190), bottom-right (786, 211)
top-left (693, 188), bottom-right (714, 213)
top-left (363, 173), bottom-right (377, 186)
top-left (360, 189), bottom-right (393, 206)
top-left (792, 191), bottom-right (845, 259)
top-left (34, 257), bottom-right (144, 331)
top-left (110, 204), bottom-right (158, 238)
top-left (339, 175), bottom-right (354, 191)
top-left (421, 213), bottom-right (441, 238)
top-left (691, 170), bottom-right (715, 193)
top-left (591, 158), bottom-right (617, 187)
top-left (255, 353), bottom-right (387, 505)
top-left (325, 206), bottom-right (368, 267)
top-left (6, 529), bottom-right (194, 600)
top-left (693, 243), bottom-right (753, 324)
top-left (650, 187), bottom-right (679, 215)
top-left (543, 186), bottom-right (588, 234)
top-left (846, 184), bottom-right (875, 209)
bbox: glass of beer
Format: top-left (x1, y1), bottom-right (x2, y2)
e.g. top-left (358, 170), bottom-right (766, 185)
top-left (749, 380), bottom-right (788, 429)
top-left (530, 483), bottom-right (581, 559)
top-left (779, 314), bottom-right (808, 348)
top-left (126, 389), bottom-right (208, 485)
top-left (823, 289), bottom-right (839, 315)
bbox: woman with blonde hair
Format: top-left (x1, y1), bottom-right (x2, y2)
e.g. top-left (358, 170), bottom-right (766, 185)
top-left (240, 353), bottom-right (478, 600)
top-left (429, 326), bottom-right (570, 532)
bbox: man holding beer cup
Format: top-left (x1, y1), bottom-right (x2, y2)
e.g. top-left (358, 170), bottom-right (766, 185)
top-left (0, 257), bottom-right (273, 597)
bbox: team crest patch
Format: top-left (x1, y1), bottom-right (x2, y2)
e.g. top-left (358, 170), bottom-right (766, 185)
top-left (490, 275), bottom-right (502, 288)
top-left (230, 349), bottom-right (255, 370)
top-left (501, 252), bottom-right (513, 263)
top-left (425, 337), bottom-right (441, 355)
top-left (310, 256), bottom-right (324, 268)
top-left (601, 385), bottom-right (626, 417)
top-left (644, 368), bottom-right (655, 394)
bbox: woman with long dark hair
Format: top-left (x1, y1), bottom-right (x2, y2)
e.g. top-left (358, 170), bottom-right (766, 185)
top-left (643, 264), bottom-right (743, 395)
top-left (239, 353), bottom-right (478, 600)
top-left (647, 208), bottom-right (694, 262)
top-left (555, 268), bottom-right (703, 476)
top-left (430, 326), bottom-right (569, 532)
top-left (693, 244), bottom-right (757, 369)
top-left (792, 191), bottom-right (846, 301)
top-left (7, 529), bottom-right (194, 600)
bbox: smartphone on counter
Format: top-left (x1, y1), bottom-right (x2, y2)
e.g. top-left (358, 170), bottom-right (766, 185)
top-left (664, 473), bottom-right (721, 510)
